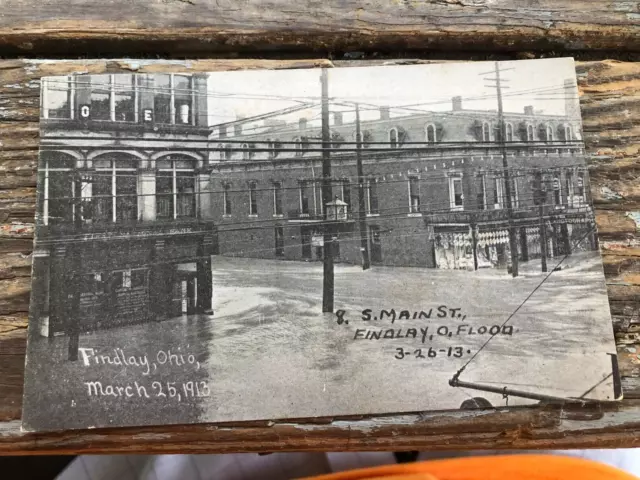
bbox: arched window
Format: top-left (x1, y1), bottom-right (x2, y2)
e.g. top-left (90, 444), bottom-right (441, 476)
top-left (546, 124), bottom-right (554, 142)
top-left (242, 143), bottom-right (249, 160)
top-left (425, 123), bottom-right (437, 143)
top-left (564, 124), bottom-right (573, 141)
top-left (526, 124), bottom-right (534, 141)
top-left (267, 138), bottom-right (275, 158)
top-left (156, 155), bottom-right (196, 219)
top-left (389, 128), bottom-right (398, 148)
top-left (505, 123), bottom-right (514, 142)
top-left (482, 122), bottom-right (491, 142)
top-left (293, 137), bottom-right (302, 156)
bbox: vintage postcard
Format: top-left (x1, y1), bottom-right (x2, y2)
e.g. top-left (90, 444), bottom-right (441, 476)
top-left (22, 58), bottom-right (620, 432)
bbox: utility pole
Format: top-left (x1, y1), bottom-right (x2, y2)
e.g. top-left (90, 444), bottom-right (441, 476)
top-left (320, 68), bottom-right (334, 312)
top-left (355, 103), bottom-right (370, 271)
top-left (534, 169), bottom-right (548, 273)
top-left (489, 62), bottom-right (519, 278)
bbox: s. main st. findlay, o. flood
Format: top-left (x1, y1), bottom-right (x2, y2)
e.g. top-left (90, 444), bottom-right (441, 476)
top-left (335, 306), bottom-right (515, 343)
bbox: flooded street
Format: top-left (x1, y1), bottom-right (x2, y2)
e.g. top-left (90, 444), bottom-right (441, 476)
top-left (23, 251), bottom-right (616, 431)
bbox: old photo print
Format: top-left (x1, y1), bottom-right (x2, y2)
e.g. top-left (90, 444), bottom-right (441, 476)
top-left (22, 58), bottom-right (620, 432)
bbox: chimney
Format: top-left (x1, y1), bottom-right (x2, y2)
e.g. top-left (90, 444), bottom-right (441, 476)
top-left (380, 106), bottom-right (390, 120)
top-left (524, 105), bottom-right (534, 116)
top-left (564, 78), bottom-right (579, 120)
top-left (219, 125), bottom-right (227, 138)
top-left (234, 124), bottom-right (243, 136)
top-left (452, 96), bottom-right (463, 111)
top-left (333, 112), bottom-right (343, 126)
top-left (299, 117), bottom-right (308, 130)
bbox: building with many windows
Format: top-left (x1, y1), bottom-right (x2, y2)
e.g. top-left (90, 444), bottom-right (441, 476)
top-left (203, 81), bottom-right (596, 270)
top-left (33, 73), bottom-right (215, 337)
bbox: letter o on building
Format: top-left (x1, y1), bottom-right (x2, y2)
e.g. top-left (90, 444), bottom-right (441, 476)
top-left (80, 105), bottom-right (90, 118)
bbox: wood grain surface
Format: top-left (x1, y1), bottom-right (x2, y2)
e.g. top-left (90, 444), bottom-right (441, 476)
top-left (0, 58), bottom-right (639, 454)
top-left (0, 1), bottom-right (638, 57)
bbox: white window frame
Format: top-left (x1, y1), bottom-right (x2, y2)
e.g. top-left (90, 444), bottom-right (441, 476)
top-left (552, 176), bottom-right (562, 207)
top-left (478, 173), bottom-right (487, 210)
top-left (95, 158), bottom-right (137, 223)
top-left (42, 157), bottom-right (75, 226)
top-left (546, 124), bottom-right (554, 142)
top-left (425, 123), bottom-right (437, 143)
top-left (408, 176), bottom-right (421, 215)
top-left (448, 173), bottom-right (464, 211)
top-left (389, 128), bottom-right (398, 148)
top-left (365, 178), bottom-right (380, 216)
top-left (248, 181), bottom-right (258, 216)
top-left (299, 181), bottom-right (310, 217)
top-left (493, 175), bottom-right (504, 210)
top-left (505, 122), bottom-right (514, 142)
top-left (242, 143), bottom-right (249, 160)
top-left (564, 124), bottom-right (572, 141)
top-left (272, 181), bottom-right (283, 217)
top-left (222, 183), bottom-right (231, 216)
top-left (482, 122), bottom-right (491, 142)
top-left (157, 158), bottom-right (195, 220)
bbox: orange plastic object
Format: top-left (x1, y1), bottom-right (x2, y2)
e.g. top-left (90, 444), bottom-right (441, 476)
top-left (303, 455), bottom-right (638, 480)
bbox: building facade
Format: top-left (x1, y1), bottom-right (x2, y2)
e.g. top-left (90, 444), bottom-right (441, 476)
top-left (33, 73), bottom-right (215, 337)
top-left (203, 83), bottom-right (596, 270)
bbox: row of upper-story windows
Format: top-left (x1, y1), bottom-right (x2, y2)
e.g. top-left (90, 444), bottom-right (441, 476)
top-left (41, 155), bottom-right (198, 226)
top-left (216, 169), bottom-right (587, 220)
top-left (214, 121), bottom-right (577, 162)
top-left (42, 74), bottom-right (197, 125)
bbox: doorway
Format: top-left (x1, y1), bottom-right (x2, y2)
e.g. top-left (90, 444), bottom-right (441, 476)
top-left (173, 270), bottom-right (197, 315)
top-left (369, 225), bottom-right (382, 264)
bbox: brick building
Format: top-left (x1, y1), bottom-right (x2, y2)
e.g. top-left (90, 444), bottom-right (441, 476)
top-left (203, 81), bottom-right (596, 270)
top-left (33, 73), bottom-right (215, 336)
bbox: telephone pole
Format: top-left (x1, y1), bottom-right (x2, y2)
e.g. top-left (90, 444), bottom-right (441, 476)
top-left (355, 103), bottom-right (370, 270)
top-left (487, 62), bottom-right (519, 278)
top-left (320, 68), bottom-right (334, 312)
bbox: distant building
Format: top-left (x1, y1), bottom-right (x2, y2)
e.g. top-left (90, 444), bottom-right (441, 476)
top-left (203, 82), bottom-right (596, 270)
top-left (33, 73), bottom-right (215, 337)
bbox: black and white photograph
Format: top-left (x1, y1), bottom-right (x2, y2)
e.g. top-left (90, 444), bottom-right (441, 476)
top-left (22, 58), bottom-right (620, 432)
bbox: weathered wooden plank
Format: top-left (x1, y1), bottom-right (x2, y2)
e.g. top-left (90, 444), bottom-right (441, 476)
top-left (0, 1), bottom-right (638, 56)
top-left (0, 58), bottom-right (639, 453)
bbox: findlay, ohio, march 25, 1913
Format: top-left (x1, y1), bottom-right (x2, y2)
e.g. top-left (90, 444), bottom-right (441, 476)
top-left (21, 58), bottom-right (621, 432)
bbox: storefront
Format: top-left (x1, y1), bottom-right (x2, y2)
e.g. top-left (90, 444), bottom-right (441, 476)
top-left (32, 222), bottom-right (215, 337)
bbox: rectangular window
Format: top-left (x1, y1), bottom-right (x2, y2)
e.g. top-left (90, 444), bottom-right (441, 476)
top-left (408, 177), bottom-right (420, 213)
top-left (366, 178), bottom-right (379, 215)
top-left (273, 182), bottom-right (283, 215)
top-left (340, 180), bottom-right (351, 208)
top-left (156, 171), bottom-right (173, 219)
top-left (113, 74), bottom-right (135, 122)
top-left (553, 177), bottom-right (562, 205)
top-left (47, 170), bottom-right (74, 225)
top-left (90, 75), bottom-right (111, 121)
top-left (275, 226), bottom-right (285, 257)
top-left (223, 184), bottom-right (231, 216)
top-left (115, 171), bottom-right (137, 222)
top-left (509, 178), bottom-right (519, 210)
top-left (477, 174), bottom-right (486, 210)
top-left (493, 176), bottom-right (504, 209)
top-left (45, 76), bottom-right (73, 119)
top-left (249, 182), bottom-right (258, 216)
top-left (176, 173), bottom-right (195, 218)
top-left (93, 170), bottom-right (112, 222)
top-left (154, 74), bottom-right (172, 124)
top-left (577, 173), bottom-right (585, 201)
top-left (565, 170), bottom-right (574, 207)
top-left (449, 175), bottom-right (463, 211)
top-left (173, 75), bottom-right (192, 125)
top-left (300, 181), bottom-right (310, 215)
